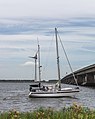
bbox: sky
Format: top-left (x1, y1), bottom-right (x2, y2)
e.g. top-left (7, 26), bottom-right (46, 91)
top-left (0, 0), bottom-right (95, 18)
top-left (0, 0), bottom-right (95, 80)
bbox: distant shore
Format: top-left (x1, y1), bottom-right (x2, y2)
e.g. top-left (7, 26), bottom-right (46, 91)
top-left (0, 79), bottom-right (58, 83)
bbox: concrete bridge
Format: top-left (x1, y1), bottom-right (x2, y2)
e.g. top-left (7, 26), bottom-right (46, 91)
top-left (61, 64), bottom-right (95, 86)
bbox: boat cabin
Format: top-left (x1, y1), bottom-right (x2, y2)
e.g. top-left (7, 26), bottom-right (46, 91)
top-left (29, 82), bottom-right (41, 92)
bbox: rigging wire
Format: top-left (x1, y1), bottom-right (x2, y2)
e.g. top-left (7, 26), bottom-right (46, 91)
top-left (42, 32), bottom-right (55, 80)
top-left (57, 31), bottom-right (78, 86)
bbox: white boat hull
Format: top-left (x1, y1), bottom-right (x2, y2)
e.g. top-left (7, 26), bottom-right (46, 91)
top-left (29, 89), bottom-right (79, 98)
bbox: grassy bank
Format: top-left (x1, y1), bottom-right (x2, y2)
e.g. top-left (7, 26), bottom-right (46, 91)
top-left (0, 103), bottom-right (95, 119)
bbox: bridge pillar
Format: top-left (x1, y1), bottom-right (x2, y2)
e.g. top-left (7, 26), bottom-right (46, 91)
top-left (87, 73), bottom-right (94, 83)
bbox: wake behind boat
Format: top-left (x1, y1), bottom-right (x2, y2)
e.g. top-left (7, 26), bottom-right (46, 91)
top-left (29, 28), bottom-right (80, 98)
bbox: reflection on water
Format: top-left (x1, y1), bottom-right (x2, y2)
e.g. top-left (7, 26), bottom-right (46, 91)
top-left (0, 82), bottom-right (95, 112)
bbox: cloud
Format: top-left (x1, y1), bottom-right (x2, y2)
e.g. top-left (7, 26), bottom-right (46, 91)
top-left (0, 17), bottom-right (95, 79)
top-left (22, 61), bottom-right (35, 66)
top-left (0, 0), bottom-right (95, 18)
top-left (22, 60), bottom-right (39, 66)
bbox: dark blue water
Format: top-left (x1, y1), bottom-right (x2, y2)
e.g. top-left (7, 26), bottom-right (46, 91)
top-left (0, 82), bottom-right (95, 112)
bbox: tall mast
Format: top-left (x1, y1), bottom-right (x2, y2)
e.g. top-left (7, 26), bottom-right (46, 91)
top-left (29, 53), bottom-right (37, 82)
top-left (55, 28), bottom-right (61, 90)
top-left (34, 53), bottom-right (37, 82)
top-left (38, 43), bottom-right (41, 84)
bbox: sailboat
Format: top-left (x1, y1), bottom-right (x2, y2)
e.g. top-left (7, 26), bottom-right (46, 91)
top-left (29, 28), bottom-right (80, 98)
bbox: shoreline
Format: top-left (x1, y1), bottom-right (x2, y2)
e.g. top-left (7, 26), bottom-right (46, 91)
top-left (0, 104), bottom-right (95, 119)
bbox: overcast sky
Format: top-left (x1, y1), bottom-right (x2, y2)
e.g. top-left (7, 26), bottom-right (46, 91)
top-left (0, 0), bottom-right (95, 80)
top-left (0, 0), bottom-right (95, 18)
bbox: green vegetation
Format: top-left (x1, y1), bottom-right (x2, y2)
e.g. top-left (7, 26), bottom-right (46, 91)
top-left (0, 103), bottom-right (95, 119)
